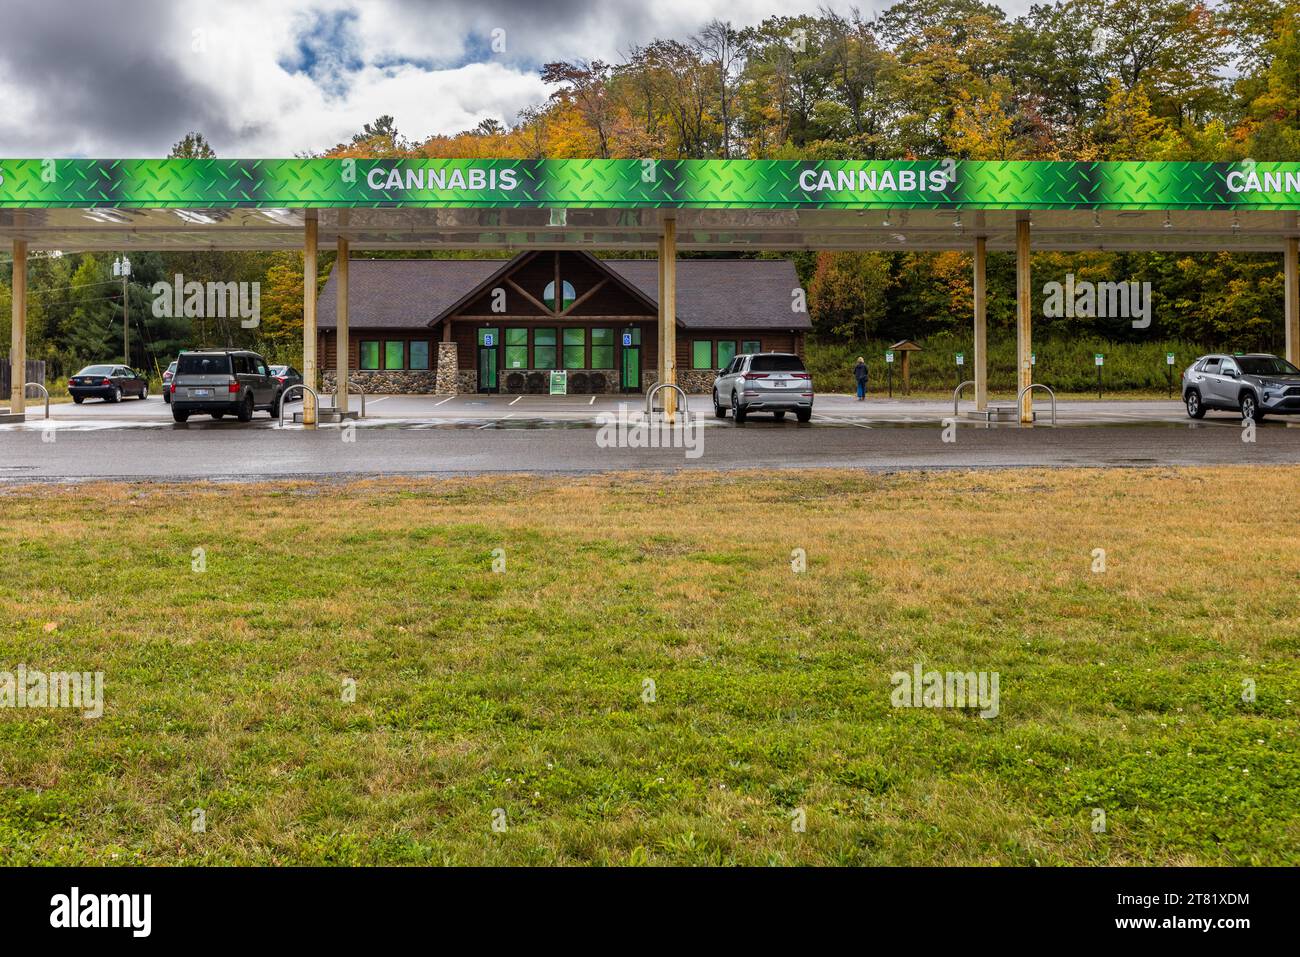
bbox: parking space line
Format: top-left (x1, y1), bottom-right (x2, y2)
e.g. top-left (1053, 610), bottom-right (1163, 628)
top-left (813, 414), bottom-right (873, 429)
top-left (509, 396), bottom-right (522, 406)
top-left (589, 396), bottom-right (596, 405)
top-left (435, 395), bottom-right (456, 406)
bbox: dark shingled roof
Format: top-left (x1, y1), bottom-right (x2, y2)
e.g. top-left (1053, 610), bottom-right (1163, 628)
top-left (317, 259), bottom-right (505, 330)
top-left (317, 256), bottom-right (810, 331)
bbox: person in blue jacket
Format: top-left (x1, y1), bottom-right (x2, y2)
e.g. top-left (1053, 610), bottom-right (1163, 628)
top-left (853, 357), bottom-right (868, 400)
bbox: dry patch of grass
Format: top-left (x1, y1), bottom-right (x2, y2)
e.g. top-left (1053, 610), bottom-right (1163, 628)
top-left (0, 468), bottom-right (1297, 865)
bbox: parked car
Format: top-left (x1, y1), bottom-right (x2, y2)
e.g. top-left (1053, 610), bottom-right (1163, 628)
top-left (170, 349), bottom-right (282, 422)
top-left (713, 352), bottom-right (814, 423)
top-left (269, 365), bottom-right (303, 400)
top-left (1182, 353), bottom-right (1300, 422)
top-left (162, 360), bottom-right (178, 404)
top-left (68, 364), bottom-right (148, 404)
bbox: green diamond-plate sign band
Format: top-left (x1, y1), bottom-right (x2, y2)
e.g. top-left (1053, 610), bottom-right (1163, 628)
top-left (2, 159), bottom-right (1299, 209)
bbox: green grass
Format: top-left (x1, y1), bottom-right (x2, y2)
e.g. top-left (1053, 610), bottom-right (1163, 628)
top-left (0, 469), bottom-right (1297, 865)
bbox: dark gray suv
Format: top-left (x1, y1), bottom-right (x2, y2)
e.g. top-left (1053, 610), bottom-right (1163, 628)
top-left (1182, 353), bottom-right (1300, 421)
top-left (713, 352), bottom-right (814, 423)
top-left (170, 350), bottom-right (282, 422)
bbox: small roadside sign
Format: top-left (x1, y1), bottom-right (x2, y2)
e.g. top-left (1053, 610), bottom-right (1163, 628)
top-left (955, 352), bottom-right (965, 366)
top-left (549, 369), bottom-right (567, 395)
top-left (1166, 352), bottom-right (1175, 365)
top-left (1095, 353), bottom-right (1104, 366)
top-left (1030, 352), bottom-right (1036, 366)
top-left (885, 351), bottom-right (895, 363)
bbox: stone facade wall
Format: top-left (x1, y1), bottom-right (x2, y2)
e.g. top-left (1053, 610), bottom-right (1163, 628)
top-left (637, 371), bottom-right (711, 394)
top-left (676, 370), bottom-right (716, 394)
top-left (321, 369), bottom-right (438, 394)
top-left (317, 365), bottom-right (711, 395)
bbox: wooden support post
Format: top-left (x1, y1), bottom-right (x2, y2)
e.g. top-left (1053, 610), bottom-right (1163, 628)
top-left (302, 214), bottom-right (318, 426)
top-left (661, 218), bottom-right (677, 419)
top-left (973, 235), bottom-right (988, 411)
top-left (336, 238), bottom-right (349, 414)
top-left (1286, 236), bottom-right (1299, 366)
top-left (1016, 217), bottom-right (1033, 424)
top-left (9, 240), bottom-right (26, 414)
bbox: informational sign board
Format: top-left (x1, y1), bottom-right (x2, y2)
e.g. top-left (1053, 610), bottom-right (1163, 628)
top-left (549, 370), bottom-right (567, 395)
top-left (483, 333), bottom-right (494, 347)
top-left (1166, 352), bottom-right (1176, 365)
top-left (1031, 352), bottom-right (1037, 366)
top-left (1095, 354), bottom-right (1105, 366)
top-left (622, 333), bottom-right (632, 347)
top-left (955, 353), bottom-right (965, 366)
top-left (885, 351), bottom-right (895, 363)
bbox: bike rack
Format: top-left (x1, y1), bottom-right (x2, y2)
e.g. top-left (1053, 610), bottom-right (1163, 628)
top-left (645, 381), bottom-right (689, 422)
top-left (1016, 383), bottom-right (1057, 426)
top-left (277, 384), bottom-right (321, 426)
top-left (952, 379), bottom-right (975, 416)
top-left (24, 382), bottom-right (50, 420)
top-left (329, 380), bottom-right (366, 418)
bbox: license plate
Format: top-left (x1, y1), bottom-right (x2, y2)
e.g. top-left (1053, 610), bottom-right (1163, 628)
top-left (192, 388), bottom-right (211, 397)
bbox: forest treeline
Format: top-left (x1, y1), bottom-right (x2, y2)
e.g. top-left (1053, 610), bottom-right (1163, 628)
top-left (3, 0), bottom-right (1299, 376)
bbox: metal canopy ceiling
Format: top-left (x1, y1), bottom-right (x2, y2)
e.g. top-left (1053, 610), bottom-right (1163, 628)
top-left (2, 207), bottom-right (1298, 253)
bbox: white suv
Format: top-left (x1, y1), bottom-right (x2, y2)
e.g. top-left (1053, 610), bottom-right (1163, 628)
top-left (713, 352), bottom-right (814, 423)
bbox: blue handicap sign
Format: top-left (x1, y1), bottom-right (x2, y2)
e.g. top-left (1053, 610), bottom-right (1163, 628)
top-left (622, 333), bottom-right (632, 346)
top-left (484, 334), bottom-right (494, 347)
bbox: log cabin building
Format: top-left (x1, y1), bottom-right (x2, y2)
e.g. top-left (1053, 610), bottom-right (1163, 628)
top-left (316, 251), bottom-right (809, 394)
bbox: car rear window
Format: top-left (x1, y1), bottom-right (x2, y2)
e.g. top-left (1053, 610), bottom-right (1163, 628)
top-left (76, 365), bottom-right (116, 376)
top-left (748, 355), bottom-right (805, 373)
top-left (177, 354), bottom-right (232, 375)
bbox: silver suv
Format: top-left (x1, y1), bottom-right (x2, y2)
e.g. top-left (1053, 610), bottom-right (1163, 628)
top-left (713, 352), bottom-right (813, 423)
top-left (1182, 353), bottom-right (1300, 422)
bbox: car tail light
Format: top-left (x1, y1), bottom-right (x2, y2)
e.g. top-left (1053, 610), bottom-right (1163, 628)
top-left (743, 372), bottom-right (769, 380)
top-left (169, 382), bottom-right (176, 393)
top-left (101, 378), bottom-right (112, 385)
top-left (275, 376), bottom-right (286, 383)
top-left (792, 373), bottom-right (810, 379)
top-left (228, 381), bottom-right (241, 393)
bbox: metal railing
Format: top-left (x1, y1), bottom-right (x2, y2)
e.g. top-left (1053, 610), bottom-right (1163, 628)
top-left (277, 384), bottom-right (321, 427)
top-left (645, 382), bottom-right (689, 422)
top-left (1016, 383), bottom-right (1057, 426)
top-left (330, 380), bottom-right (366, 418)
top-left (24, 382), bottom-right (50, 420)
top-left (952, 379), bottom-right (975, 416)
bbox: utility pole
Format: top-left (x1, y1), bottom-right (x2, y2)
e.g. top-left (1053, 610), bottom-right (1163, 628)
top-left (113, 255), bottom-right (131, 365)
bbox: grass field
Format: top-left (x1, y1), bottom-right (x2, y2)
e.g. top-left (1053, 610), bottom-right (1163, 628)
top-left (1, 469), bottom-right (1297, 865)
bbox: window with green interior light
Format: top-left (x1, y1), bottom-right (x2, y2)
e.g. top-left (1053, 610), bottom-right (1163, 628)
top-left (534, 328), bottom-right (557, 369)
top-left (717, 341), bottom-right (737, 368)
top-left (591, 328), bottom-right (614, 368)
top-left (563, 328), bottom-right (586, 368)
top-left (544, 280), bottom-right (576, 311)
top-left (742, 339), bottom-right (761, 354)
top-left (385, 341), bottom-right (405, 369)
top-left (692, 340), bottom-right (713, 369)
top-left (359, 340), bottom-right (380, 370)
top-left (505, 328), bottom-right (529, 368)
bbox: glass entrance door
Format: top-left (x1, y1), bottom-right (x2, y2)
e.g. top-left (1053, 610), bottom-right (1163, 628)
top-left (620, 326), bottom-right (641, 392)
top-left (477, 327), bottom-right (499, 393)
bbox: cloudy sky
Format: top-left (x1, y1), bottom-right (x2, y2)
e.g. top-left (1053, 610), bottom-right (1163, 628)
top-left (0, 0), bottom-right (1030, 158)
